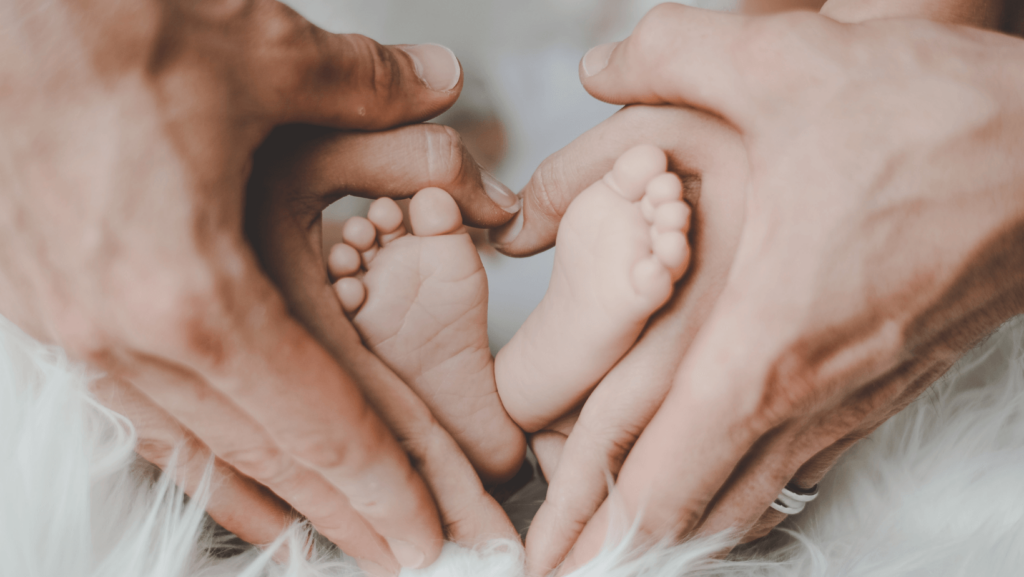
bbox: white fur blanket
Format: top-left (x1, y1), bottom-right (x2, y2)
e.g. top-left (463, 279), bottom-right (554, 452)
top-left (3, 314), bottom-right (1024, 577)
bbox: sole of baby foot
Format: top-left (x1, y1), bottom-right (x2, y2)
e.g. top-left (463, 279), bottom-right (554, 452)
top-left (328, 189), bottom-right (526, 485)
top-left (495, 144), bottom-right (692, 433)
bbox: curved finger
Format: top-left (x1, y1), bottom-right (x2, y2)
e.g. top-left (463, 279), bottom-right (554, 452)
top-left (530, 410), bottom-right (579, 482)
top-left (302, 286), bottom-right (519, 545)
top-left (114, 357), bottom-right (406, 571)
top-left (733, 356), bottom-right (952, 541)
top-left (90, 377), bottom-right (294, 548)
top-left (123, 247), bottom-right (444, 568)
top-left (253, 2), bottom-right (462, 129)
top-left (494, 104), bottom-right (740, 257)
top-left (526, 304), bottom-right (689, 575)
top-left (527, 417), bottom-right (624, 577)
top-left (256, 123), bottom-right (519, 229)
top-left (561, 297), bottom-right (786, 569)
top-left (207, 306), bottom-right (442, 568)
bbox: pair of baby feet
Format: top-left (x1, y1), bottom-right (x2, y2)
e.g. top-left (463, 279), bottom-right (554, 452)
top-left (327, 145), bottom-right (691, 484)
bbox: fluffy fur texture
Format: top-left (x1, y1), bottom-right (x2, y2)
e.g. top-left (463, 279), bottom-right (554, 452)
top-left (3, 314), bottom-right (1024, 576)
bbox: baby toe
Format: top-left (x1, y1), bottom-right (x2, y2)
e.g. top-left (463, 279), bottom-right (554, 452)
top-left (653, 231), bottom-right (690, 279)
top-left (333, 277), bottom-right (367, 314)
top-left (607, 144), bottom-right (668, 202)
top-left (654, 201), bottom-right (691, 234)
top-left (328, 243), bottom-right (362, 280)
top-left (368, 198), bottom-right (406, 236)
top-left (631, 255), bottom-right (673, 305)
top-left (646, 172), bottom-right (683, 205)
top-left (341, 217), bottom-right (377, 252)
top-left (409, 187), bottom-right (464, 237)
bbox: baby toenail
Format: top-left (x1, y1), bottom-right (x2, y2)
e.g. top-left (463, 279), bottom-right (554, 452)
top-left (482, 170), bottom-right (521, 213)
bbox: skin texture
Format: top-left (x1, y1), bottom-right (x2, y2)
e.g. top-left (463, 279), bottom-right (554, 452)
top-left (0, 0), bottom-right (519, 572)
top-left (490, 1), bottom-right (1022, 575)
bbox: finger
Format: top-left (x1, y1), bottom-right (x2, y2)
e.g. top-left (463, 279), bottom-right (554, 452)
top-left (351, 347), bottom-right (520, 545)
top-left (706, 349), bottom-right (954, 539)
top-left (494, 104), bottom-right (740, 256)
top-left (210, 304), bottom-right (443, 568)
top-left (530, 410), bottom-right (578, 482)
top-left (254, 2), bottom-right (462, 129)
top-left (740, 358), bottom-right (950, 543)
top-left (696, 425), bottom-right (809, 540)
top-left (577, 5), bottom-right (752, 123)
top-left (527, 417), bottom-right (626, 577)
top-left (526, 303), bottom-right (688, 576)
top-left (90, 377), bottom-right (294, 548)
top-left (115, 356), bottom-right (405, 572)
top-left (821, 0), bottom-right (1004, 27)
top-left (256, 124), bottom-right (520, 229)
top-left (248, 190), bottom-right (518, 545)
top-left (124, 247), bottom-right (444, 568)
top-left (563, 297), bottom-right (787, 568)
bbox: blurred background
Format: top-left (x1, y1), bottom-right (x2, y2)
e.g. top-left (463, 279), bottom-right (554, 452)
top-left (283, 0), bottom-right (821, 350)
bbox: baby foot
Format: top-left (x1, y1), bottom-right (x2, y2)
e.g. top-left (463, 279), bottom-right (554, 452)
top-left (328, 188), bottom-right (526, 485)
top-left (495, 145), bottom-right (691, 432)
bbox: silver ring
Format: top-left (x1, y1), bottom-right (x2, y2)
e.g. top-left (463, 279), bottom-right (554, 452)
top-left (770, 483), bottom-right (819, 515)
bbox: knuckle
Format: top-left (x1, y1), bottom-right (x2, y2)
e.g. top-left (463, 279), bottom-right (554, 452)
top-left (754, 346), bottom-right (818, 432)
top-left (136, 436), bottom-right (202, 470)
top-left (345, 35), bottom-right (402, 110)
top-left (632, 5), bottom-right (677, 53)
top-left (291, 429), bottom-right (363, 473)
top-left (52, 312), bottom-right (115, 368)
top-left (221, 444), bottom-right (293, 485)
top-left (422, 124), bottom-right (468, 184)
top-left (299, 441), bottom-right (351, 473)
top-left (732, 12), bottom-right (838, 100)
top-left (528, 156), bottom-right (574, 222)
top-left (136, 439), bottom-right (178, 467)
top-left (254, 6), bottom-right (319, 85)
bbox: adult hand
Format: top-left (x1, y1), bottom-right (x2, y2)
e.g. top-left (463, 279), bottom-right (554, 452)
top-left (0, 0), bottom-right (517, 571)
top-left (494, 2), bottom-right (1024, 575)
top-left (536, 4), bottom-right (1024, 572)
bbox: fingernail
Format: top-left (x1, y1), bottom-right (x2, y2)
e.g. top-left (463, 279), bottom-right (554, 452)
top-left (357, 558), bottom-right (395, 577)
top-left (582, 42), bottom-right (618, 77)
top-left (386, 538), bottom-right (426, 569)
top-left (481, 170), bottom-right (521, 214)
top-left (400, 44), bottom-right (461, 92)
top-left (490, 206), bottom-right (524, 246)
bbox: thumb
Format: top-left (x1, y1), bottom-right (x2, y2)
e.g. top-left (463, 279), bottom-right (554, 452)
top-left (257, 1), bottom-right (463, 129)
top-left (493, 104), bottom-right (738, 256)
top-left (577, 5), bottom-right (832, 132)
